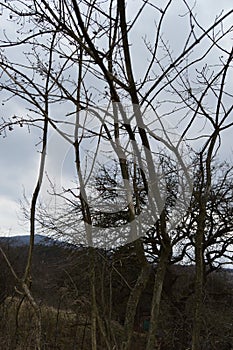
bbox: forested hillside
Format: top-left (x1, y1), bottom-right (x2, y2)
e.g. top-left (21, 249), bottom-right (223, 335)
top-left (0, 239), bottom-right (232, 349)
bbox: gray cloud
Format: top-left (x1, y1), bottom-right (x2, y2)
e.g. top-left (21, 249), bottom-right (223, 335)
top-left (0, 0), bottom-right (232, 237)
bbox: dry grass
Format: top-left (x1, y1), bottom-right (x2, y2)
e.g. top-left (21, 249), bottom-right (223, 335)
top-left (0, 297), bottom-right (92, 350)
top-left (0, 297), bottom-right (150, 350)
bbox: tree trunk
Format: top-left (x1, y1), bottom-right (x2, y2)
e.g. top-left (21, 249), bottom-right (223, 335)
top-left (146, 238), bottom-right (171, 350)
top-left (122, 263), bottom-right (151, 350)
top-left (191, 205), bottom-right (205, 350)
top-left (89, 248), bottom-right (97, 350)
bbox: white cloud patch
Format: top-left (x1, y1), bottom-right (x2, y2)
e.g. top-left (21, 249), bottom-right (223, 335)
top-left (0, 195), bottom-right (25, 236)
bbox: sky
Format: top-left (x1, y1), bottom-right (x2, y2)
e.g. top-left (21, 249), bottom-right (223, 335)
top-left (0, 0), bottom-right (232, 238)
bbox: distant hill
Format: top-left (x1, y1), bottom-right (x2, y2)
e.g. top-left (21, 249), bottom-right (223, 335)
top-left (0, 234), bottom-right (61, 247)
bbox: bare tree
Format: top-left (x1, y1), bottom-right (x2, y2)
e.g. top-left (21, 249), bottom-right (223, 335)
top-left (0, 1), bottom-right (232, 349)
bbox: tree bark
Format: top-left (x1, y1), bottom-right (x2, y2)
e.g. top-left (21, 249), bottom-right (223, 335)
top-left (123, 261), bottom-right (151, 350)
top-left (191, 206), bottom-right (205, 350)
top-left (146, 212), bottom-right (171, 350)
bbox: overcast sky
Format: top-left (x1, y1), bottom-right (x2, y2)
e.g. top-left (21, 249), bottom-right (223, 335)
top-left (0, 0), bottom-right (232, 237)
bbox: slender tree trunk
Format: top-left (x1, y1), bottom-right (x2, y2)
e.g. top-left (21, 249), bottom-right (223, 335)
top-left (123, 262), bottom-right (151, 350)
top-left (120, 238), bottom-right (151, 350)
top-left (89, 248), bottom-right (97, 350)
top-left (191, 202), bottom-right (206, 350)
top-left (146, 217), bottom-right (171, 350)
top-left (192, 142), bottom-right (216, 350)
